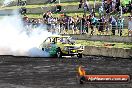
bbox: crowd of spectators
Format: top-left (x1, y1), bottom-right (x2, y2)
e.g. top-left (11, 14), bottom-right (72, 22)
top-left (23, 13), bottom-right (132, 36)
top-left (22, 0), bottom-right (132, 36)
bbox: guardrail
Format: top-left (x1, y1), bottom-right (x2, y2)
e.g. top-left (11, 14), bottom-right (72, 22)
top-left (45, 20), bottom-right (129, 36)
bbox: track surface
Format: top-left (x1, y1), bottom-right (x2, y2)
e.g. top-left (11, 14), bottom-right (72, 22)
top-left (0, 56), bottom-right (131, 88)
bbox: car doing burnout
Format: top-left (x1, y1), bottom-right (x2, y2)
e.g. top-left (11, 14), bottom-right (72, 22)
top-left (40, 35), bottom-right (85, 58)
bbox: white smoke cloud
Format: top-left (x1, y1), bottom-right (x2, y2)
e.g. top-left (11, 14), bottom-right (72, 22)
top-left (0, 10), bottom-right (53, 57)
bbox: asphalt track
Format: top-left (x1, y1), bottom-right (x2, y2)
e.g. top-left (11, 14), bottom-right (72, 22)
top-left (0, 55), bottom-right (132, 88)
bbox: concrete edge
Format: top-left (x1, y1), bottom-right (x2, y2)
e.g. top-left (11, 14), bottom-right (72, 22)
top-left (62, 34), bottom-right (132, 43)
top-left (83, 46), bottom-right (132, 58)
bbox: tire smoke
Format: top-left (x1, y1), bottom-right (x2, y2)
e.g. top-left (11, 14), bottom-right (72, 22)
top-left (0, 10), bottom-right (53, 57)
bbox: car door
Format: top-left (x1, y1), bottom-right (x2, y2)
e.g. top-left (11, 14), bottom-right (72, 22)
top-left (42, 37), bottom-right (52, 52)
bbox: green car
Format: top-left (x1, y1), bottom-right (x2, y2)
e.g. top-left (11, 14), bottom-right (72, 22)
top-left (40, 35), bottom-right (85, 58)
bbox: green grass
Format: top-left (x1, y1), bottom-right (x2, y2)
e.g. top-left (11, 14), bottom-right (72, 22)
top-left (23, 12), bottom-right (99, 18)
top-left (1, 0), bottom-right (131, 17)
top-left (0, 1), bottom-right (101, 10)
top-left (23, 12), bottom-right (131, 18)
top-left (24, 13), bottom-right (42, 18)
top-left (76, 40), bottom-right (132, 49)
top-left (0, 0), bottom-right (129, 10)
top-left (22, 12), bottom-right (97, 18)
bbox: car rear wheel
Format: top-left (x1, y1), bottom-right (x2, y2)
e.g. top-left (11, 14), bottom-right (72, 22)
top-left (77, 54), bottom-right (82, 58)
top-left (42, 48), bottom-right (44, 51)
top-left (56, 48), bottom-right (62, 58)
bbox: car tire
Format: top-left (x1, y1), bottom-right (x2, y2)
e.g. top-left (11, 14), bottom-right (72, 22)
top-left (77, 54), bottom-right (82, 58)
top-left (42, 48), bottom-right (44, 51)
top-left (56, 48), bottom-right (62, 58)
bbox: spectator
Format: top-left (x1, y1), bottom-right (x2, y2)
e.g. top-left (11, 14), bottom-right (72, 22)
top-left (117, 16), bottom-right (124, 36)
top-left (84, 0), bottom-right (89, 16)
top-left (91, 8), bottom-right (96, 17)
top-left (63, 16), bottom-right (69, 34)
top-left (73, 15), bottom-right (79, 34)
top-left (109, 15), bottom-right (117, 35)
top-left (85, 16), bottom-right (90, 34)
top-left (81, 15), bottom-right (86, 34)
top-left (17, 0), bottom-right (20, 6)
top-left (99, 6), bottom-right (104, 18)
top-left (59, 18), bottom-right (64, 33)
top-left (127, 1), bottom-right (132, 13)
top-left (56, 5), bottom-right (62, 12)
top-left (105, 18), bottom-right (110, 35)
top-left (104, 0), bottom-right (108, 12)
top-left (128, 16), bottom-right (132, 36)
top-left (98, 16), bottom-right (105, 35)
top-left (112, 0), bottom-right (116, 12)
top-left (115, 0), bottom-right (120, 12)
top-left (50, 17), bottom-right (56, 31)
top-left (47, 11), bottom-right (52, 17)
top-left (122, 5), bottom-right (128, 13)
top-left (75, 15), bottom-right (81, 34)
top-left (47, 16), bottom-right (52, 31)
top-left (18, 0), bottom-right (27, 6)
top-left (49, 0), bottom-right (56, 3)
top-left (43, 13), bottom-right (47, 19)
top-left (20, 7), bottom-right (27, 14)
top-left (106, 0), bottom-right (112, 14)
top-left (22, 0), bottom-right (27, 6)
top-left (69, 17), bottom-right (75, 34)
top-left (90, 15), bottom-right (98, 35)
top-left (78, 0), bottom-right (83, 9)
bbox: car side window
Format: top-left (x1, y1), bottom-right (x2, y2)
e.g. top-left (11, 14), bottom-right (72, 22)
top-left (45, 37), bottom-right (51, 43)
top-left (61, 38), bottom-right (68, 44)
top-left (57, 38), bottom-right (61, 43)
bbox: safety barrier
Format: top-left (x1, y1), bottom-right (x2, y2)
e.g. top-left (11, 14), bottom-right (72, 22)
top-left (45, 19), bottom-right (129, 36)
top-left (83, 46), bottom-right (132, 58)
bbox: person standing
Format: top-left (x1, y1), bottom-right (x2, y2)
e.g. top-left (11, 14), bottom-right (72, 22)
top-left (69, 17), bottom-right (75, 34)
top-left (115, 0), bottom-right (120, 12)
top-left (117, 16), bottom-right (124, 36)
top-left (81, 15), bottom-right (86, 34)
top-left (109, 16), bottom-right (117, 35)
top-left (21, 0), bottom-right (27, 6)
top-left (78, 0), bottom-right (83, 9)
top-left (98, 16), bottom-right (104, 35)
top-left (85, 16), bottom-right (90, 34)
top-left (99, 6), bottom-right (104, 18)
top-left (106, 0), bottom-right (112, 14)
top-left (17, 0), bottom-right (20, 6)
top-left (128, 16), bottom-right (132, 36)
top-left (112, 0), bottom-right (116, 12)
top-left (83, 0), bottom-right (89, 16)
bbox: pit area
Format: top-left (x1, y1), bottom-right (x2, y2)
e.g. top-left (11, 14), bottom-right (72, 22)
top-left (0, 56), bottom-right (131, 88)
